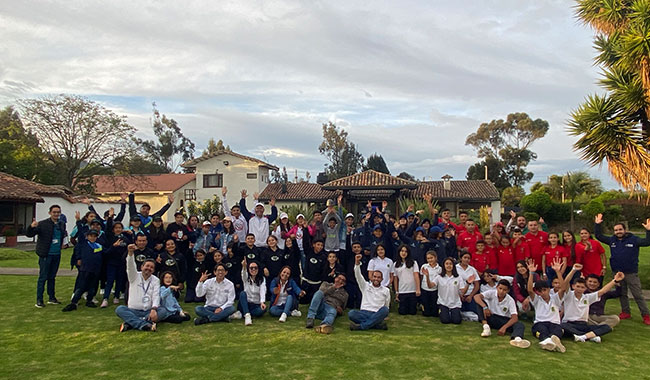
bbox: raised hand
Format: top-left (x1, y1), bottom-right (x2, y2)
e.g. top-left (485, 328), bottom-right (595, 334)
top-left (75, 211), bottom-right (81, 221)
top-left (199, 271), bottom-right (209, 283)
top-left (253, 192), bottom-right (259, 200)
top-left (120, 192), bottom-right (128, 203)
top-left (551, 257), bottom-right (563, 272)
top-left (337, 194), bottom-right (343, 204)
top-left (168, 194), bottom-right (174, 204)
top-left (381, 200), bottom-right (388, 210)
top-left (31, 218), bottom-right (38, 228)
top-left (572, 263), bottom-right (583, 272)
top-left (82, 198), bottom-right (91, 205)
top-left (509, 210), bottom-right (516, 219)
top-left (538, 217), bottom-right (545, 224)
top-left (108, 207), bottom-right (115, 217)
top-left (222, 186), bottom-right (228, 197)
top-left (527, 259), bottom-right (537, 273)
top-left (642, 218), bottom-right (650, 231)
top-left (355, 254), bottom-right (362, 265)
top-left (407, 204), bottom-right (414, 212)
top-left (595, 213), bottom-right (603, 224)
top-left (241, 189), bottom-right (248, 199)
top-left (270, 197), bottom-right (276, 207)
top-left (423, 194), bottom-right (431, 202)
top-left (614, 272), bottom-right (625, 282)
top-left (127, 244), bottom-right (136, 254)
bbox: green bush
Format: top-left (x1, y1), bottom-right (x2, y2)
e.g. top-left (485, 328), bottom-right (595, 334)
top-left (546, 202), bottom-right (571, 225)
top-left (521, 191), bottom-right (552, 217)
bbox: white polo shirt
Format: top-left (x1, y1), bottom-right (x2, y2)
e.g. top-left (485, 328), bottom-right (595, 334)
top-left (394, 262), bottom-right (419, 294)
top-left (531, 293), bottom-right (563, 324)
top-left (434, 274), bottom-right (464, 309)
top-left (456, 264), bottom-right (480, 295)
top-left (368, 256), bottom-right (394, 287)
top-left (482, 289), bottom-right (517, 318)
top-left (420, 263), bottom-right (441, 291)
top-left (562, 290), bottom-right (599, 323)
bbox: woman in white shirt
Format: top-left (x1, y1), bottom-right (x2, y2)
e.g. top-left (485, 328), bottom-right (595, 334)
top-left (232, 259), bottom-right (267, 326)
top-left (393, 244), bottom-right (421, 315)
top-left (456, 251), bottom-right (481, 318)
top-left (367, 244), bottom-right (394, 288)
top-left (432, 257), bottom-right (472, 324)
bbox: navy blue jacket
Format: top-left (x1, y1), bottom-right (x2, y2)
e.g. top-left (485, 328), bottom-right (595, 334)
top-left (79, 241), bottom-right (104, 274)
top-left (595, 223), bottom-right (650, 273)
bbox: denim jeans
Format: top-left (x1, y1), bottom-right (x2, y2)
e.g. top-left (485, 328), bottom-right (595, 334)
top-left (238, 291), bottom-right (266, 317)
top-left (270, 295), bottom-right (296, 316)
top-left (37, 255), bottom-right (60, 302)
top-left (307, 290), bottom-right (338, 326)
top-left (348, 306), bottom-right (389, 330)
top-left (115, 306), bottom-right (151, 330)
top-left (195, 305), bottom-right (235, 322)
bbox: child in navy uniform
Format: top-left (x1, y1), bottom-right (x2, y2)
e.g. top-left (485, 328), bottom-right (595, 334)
top-left (185, 250), bottom-right (208, 303)
top-left (63, 229), bottom-right (104, 311)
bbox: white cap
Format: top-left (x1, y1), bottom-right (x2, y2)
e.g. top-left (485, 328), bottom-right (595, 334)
top-left (345, 213), bottom-right (354, 219)
top-left (202, 221), bottom-right (211, 226)
top-left (280, 212), bottom-right (289, 220)
top-left (254, 202), bottom-right (264, 208)
top-left (296, 213), bottom-right (305, 219)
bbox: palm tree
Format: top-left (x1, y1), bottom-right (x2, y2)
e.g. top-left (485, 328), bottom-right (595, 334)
top-left (569, 1), bottom-right (650, 195)
top-left (563, 171), bottom-right (603, 230)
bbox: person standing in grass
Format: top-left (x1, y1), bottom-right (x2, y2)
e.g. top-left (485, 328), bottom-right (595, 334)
top-left (420, 251), bottom-right (442, 317)
top-left (27, 204), bottom-right (67, 308)
top-left (115, 244), bottom-right (160, 332)
top-left (594, 213), bottom-right (650, 325)
top-left (194, 263), bottom-right (236, 325)
top-left (349, 253), bottom-right (391, 330)
top-left (474, 279), bottom-right (530, 348)
top-left (62, 229), bottom-right (104, 312)
top-left (526, 259), bottom-right (565, 353)
top-left (305, 274), bottom-right (349, 334)
top-left (393, 244), bottom-right (421, 315)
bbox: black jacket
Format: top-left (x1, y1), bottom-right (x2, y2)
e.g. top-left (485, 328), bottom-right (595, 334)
top-left (26, 218), bottom-right (68, 258)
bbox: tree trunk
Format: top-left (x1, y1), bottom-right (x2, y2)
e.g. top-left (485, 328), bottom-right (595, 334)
top-left (570, 201), bottom-right (575, 232)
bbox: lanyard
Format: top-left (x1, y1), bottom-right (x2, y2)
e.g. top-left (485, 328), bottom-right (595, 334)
top-left (140, 274), bottom-right (151, 295)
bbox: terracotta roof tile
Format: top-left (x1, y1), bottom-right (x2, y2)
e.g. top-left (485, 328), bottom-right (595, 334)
top-left (93, 174), bottom-right (196, 194)
top-left (406, 180), bottom-right (499, 201)
top-left (0, 172), bottom-right (67, 202)
top-left (258, 183), bottom-right (340, 202)
top-left (182, 150), bottom-right (278, 170)
top-left (322, 170), bottom-right (417, 190)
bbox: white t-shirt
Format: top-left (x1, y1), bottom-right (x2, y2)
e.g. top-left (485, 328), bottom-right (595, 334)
top-left (368, 256), bottom-right (394, 287)
top-left (562, 290), bottom-right (599, 323)
top-left (456, 264), bottom-right (480, 295)
top-left (531, 293), bottom-right (563, 325)
top-left (434, 274), bottom-right (464, 309)
top-left (482, 289), bottom-right (517, 318)
top-left (420, 263), bottom-right (442, 291)
top-left (480, 276), bottom-right (513, 294)
top-left (394, 262), bottom-right (419, 294)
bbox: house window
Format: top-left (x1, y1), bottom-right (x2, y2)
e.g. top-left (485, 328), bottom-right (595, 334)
top-left (246, 173), bottom-right (257, 180)
top-left (203, 174), bottom-right (223, 188)
top-left (184, 189), bottom-right (196, 201)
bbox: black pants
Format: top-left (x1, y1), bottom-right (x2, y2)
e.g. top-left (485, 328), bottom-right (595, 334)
top-left (420, 289), bottom-right (439, 317)
top-left (345, 282), bottom-right (362, 309)
top-left (532, 321), bottom-right (563, 341)
top-left (439, 305), bottom-right (461, 324)
top-left (300, 281), bottom-right (321, 304)
top-left (71, 271), bottom-right (99, 305)
top-left (397, 293), bottom-right (417, 315)
top-left (561, 320), bottom-right (611, 337)
top-left (476, 309), bottom-right (525, 339)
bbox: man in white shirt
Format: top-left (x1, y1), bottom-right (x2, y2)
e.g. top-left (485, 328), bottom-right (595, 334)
top-left (560, 264), bottom-right (624, 343)
top-left (348, 254), bottom-right (391, 330)
top-left (115, 244), bottom-right (160, 332)
top-left (238, 189), bottom-right (278, 248)
top-left (474, 279), bottom-right (530, 348)
top-left (194, 263), bottom-right (236, 325)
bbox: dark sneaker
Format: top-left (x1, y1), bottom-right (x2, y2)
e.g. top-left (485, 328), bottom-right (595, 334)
top-left (183, 313), bottom-right (191, 321)
top-left (47, 298), bottom-right (60, 305)
top-left (35, 300), bottom-right (45, 308)
top-left (194, 317), bottom-right (209, 326)
top-left (305, 318), bottom-right (314, 329)
top-left (62, 303), bottom-right (77, 312)
top-left (349, 322), bottom-right (361, 331)
top-left (375, 322), bottom-right (388, 330)
top-left (120, 323), bottom-right (132, 332)
top-left (85, 302), bottom-right (98, 308)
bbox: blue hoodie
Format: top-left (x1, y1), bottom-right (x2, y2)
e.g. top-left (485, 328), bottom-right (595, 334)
top-left (595, 223), bottom-right (650, 273)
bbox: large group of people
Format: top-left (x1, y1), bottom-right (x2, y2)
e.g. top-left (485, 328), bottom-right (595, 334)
top-left (25, 187), bottom-right (650, 352)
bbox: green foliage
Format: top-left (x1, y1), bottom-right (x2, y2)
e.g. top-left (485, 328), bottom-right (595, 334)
top-left (318, 122), bottom-right (364, 180)
top-left (582, 198), bottom-right (605, 220)
top-left (546, 202), bottom-right (572, 225)
top-left (364, 153), bottom-right (390, 174)
top-left (520, 191), bottom-right (552, 217)
top-left (271, 166), bottom-right (289, 184)
top-left (279, 204), bottom-right (317, 223)
top-left (202, 138), bottom-right (229, 156)
top-left (186, 196), bottom-right (222, 222)
top-left (465, 112), bottom-right (549, 187)
top-left (466, 157), bottom-right (510, 191)
top-left (523, 211), bottom-right (539, 222)
top-left (501, 186), bottom-right (525, 207)
top-left (18, 95), bottom-right (137, 190)
top-left (2, 228), bottom-right (16, 237)
top-left (111, 154), bottom-right (169, 175)
top-left (397, 172), bottom-right (416, 181)
top-left (398, 197), bottom-right (438, 222)
top-left (138, 103), bottom-right (196, 173)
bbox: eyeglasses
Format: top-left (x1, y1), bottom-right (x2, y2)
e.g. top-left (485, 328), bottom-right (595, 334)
top-left (250, 267), bottom-right (259, 270)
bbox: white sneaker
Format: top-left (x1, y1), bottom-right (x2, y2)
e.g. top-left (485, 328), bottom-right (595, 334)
top-left (279, 313), bottom-right (287, 322)
top-left (509, 337), bottom-right (531, 349)
top-left (481, 324), bottom-right (491, 337)
top-left (100, 289), bottom-right (105, 295)
top-left (551, 335), bottom-right (566, 353)
top-left (82, 292), bottom-right (88, 300)
top-left (589, 336), bottom-right (602, 343)
top-left (539, 338), bottom-right (556, 351)
top-left (291, 310), bottom-right (302, 317)
top-left (573, 334), bottom-right (586, 343)
top-left (244, 313), bottom-right (252, 326)
top-left (231, 311), bottom-right (243, 320)
top-left (119, 294), bottom-right (125, 300)
top-left (113, 298), bottom-right (120, 305)
top-left (100, 299), bottom-right (109, 308)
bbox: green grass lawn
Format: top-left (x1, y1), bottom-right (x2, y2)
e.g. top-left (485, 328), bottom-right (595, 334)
top-left (1, 274), bottom-right (650, 380)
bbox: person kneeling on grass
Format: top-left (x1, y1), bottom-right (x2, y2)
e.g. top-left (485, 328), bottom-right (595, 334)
top-left (63, 229), bottom-right (104, 312)
top-left (158, 271), bottom-right (191, 324)
top-left (559, 263), bottom-right (623, 343)
top-left (348, 254), bottom-right (391, 331)
top-left (527, 259), bottom-right (565, 353)
top-left (269, 266), bottom-right (305, 322)
top-left (306, 274), bottom-right (349, 334)
top-left (115, 245), bottom-right (160, 332)
top-left (474, 279), bottom-right (530, 349)
top-left (231, 259), bottom-right (267, 326)
top-left (194, 264), bottom-right (236, 325)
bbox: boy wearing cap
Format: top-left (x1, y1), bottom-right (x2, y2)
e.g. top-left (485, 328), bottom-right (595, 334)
top-left (63, 230), bottom-right (104, 311)
top-left (239, 190), bottom-right (278, 248)
top-left (194, 221), bottom-right (217, 255)
top-left (128, 192), bottom-right (174, 232)
top-left (221, 187), bottom-right (249, 243)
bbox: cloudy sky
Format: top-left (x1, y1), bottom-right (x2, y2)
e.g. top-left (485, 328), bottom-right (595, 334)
top-left (0, 1), bottom-right (619, 189)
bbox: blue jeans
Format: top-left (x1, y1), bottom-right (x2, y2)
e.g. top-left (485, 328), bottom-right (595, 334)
top-left (307, 290), bottom-right (338, 326)
top-left (195, 305), bottom-right (235, 322)
top-left (269, 295), bottom-right (296, 317)
top-left (37, 255), bottom-right (60, 302)
top-left (103, 263), bottom-right (126, 300)
top-left (348, 306), bottom-right (389, 330)
top-left (238, 291), bottom-right (266, 317)
top-left (115, 306), bottom-right (152, 330)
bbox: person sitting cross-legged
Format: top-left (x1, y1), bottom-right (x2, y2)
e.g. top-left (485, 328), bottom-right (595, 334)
top-left (348, 253), bottom-right (391, 331)
top-left (194, 263), bottom-right (236, 325)
top-left (305, 274), bottom-right (349, 334)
